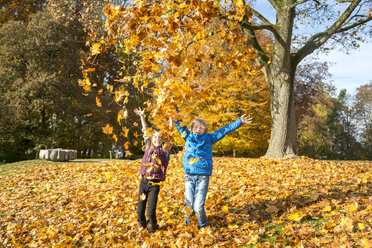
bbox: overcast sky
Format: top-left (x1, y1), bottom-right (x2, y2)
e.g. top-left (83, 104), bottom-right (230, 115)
top-left (251, 1), bottom-right (372, 95)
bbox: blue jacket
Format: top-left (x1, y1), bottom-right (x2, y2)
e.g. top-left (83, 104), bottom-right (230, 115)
top-left (175, 118), bottom-right (243, 175)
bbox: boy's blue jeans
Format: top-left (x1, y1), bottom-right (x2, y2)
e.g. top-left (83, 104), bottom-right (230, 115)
top-left (184, 174), bottom-right (210, 228)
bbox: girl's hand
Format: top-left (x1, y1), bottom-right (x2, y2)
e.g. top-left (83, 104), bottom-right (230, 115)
top-left (134, 108), bottom-right (145, 117)
top-left (241, 114), bottom-right (252, 125)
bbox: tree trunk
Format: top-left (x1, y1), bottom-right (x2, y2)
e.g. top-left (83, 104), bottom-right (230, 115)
top-left (264, 67), bottom-right (297, 158)
top-left (263, 1), bottom-right (297, 159)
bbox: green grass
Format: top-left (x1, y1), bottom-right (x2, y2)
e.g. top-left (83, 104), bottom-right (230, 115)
top-left (0, 159), bottom-right (50, 176)
top-left (0, 158), bottom-right (142, 177)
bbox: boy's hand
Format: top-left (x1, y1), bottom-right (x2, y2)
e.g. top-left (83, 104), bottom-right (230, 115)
top-left (241, 114), bottom-right (252, 125)
top-left (134, 108), bottom-right (145, 117)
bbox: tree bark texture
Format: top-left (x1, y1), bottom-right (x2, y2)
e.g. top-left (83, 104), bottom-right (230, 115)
top-left (263, 1), bottom-right (297, 159)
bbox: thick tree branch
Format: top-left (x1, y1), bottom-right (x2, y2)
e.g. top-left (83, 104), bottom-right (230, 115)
top-left (240, 20), bottom-right (270, 66)
top-left (294, 0), bottom-right (366, 64)
top-left (267, 0), bottom-right (278, 9)
top-left (251, 8), bottom-right (273, 26)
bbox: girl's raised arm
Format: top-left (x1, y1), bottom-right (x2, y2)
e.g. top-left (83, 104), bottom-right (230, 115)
top-left (134, 108), bottom-right (150, 144)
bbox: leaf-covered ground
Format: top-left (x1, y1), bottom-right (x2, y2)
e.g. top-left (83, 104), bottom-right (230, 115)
top-left (0, 157), bottom-right (371, 247)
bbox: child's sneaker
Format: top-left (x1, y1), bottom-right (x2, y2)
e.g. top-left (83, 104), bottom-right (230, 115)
top-left (138, 222), bottom-right (147, 229)
top-left (147, 223), bottom-right (158, 233)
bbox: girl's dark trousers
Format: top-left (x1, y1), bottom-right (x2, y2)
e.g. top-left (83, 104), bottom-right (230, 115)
top-left (137, 177), bottom-right (161, 228)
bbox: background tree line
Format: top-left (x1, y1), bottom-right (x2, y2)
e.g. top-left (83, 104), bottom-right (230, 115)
top-left (0, 0), bottom-right (370, 163)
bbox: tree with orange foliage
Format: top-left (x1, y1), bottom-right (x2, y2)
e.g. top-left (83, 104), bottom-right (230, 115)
top-left (82, 0), bottom-right (371, 158)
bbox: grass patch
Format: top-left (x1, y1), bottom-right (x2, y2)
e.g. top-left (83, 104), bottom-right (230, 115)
top-left (0, 159), bottom-right (49, 177)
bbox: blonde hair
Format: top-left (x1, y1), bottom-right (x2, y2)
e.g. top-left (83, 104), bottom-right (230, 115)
top-left (190, 118), bottom-right (208, 133)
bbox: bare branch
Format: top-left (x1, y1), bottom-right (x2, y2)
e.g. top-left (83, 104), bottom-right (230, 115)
top-left (294, 0), bottom-right (367, 64)
top-left (335, 16), bottom-right (372, 33)
top-left (251, 8), bottom-right (273, 26)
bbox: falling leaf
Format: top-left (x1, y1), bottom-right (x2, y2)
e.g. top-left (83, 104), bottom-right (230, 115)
top-left (140, 193), bottom-right (146, 201)
top-left (91, 43), bottom-right (101, 55)
top-left (189, 157), bottom-right (199, 164)
top-left (96, 97), bottom-right (102, 107)
top-left (102, 124), bottom-right (113, 135)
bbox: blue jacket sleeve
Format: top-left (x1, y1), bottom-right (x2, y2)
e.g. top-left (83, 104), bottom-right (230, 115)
top-left (175, 119), bottom-right (190, 141)
top-left (211, 118), bottom-right (243, 144)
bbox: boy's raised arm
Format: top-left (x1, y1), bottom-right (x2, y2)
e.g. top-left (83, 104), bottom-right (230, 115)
top-left (211, 114), bottom-right (252, 144)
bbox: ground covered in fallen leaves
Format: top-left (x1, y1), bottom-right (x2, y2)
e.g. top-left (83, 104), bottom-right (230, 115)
top-left (0, 157), bottom-right (371, 247)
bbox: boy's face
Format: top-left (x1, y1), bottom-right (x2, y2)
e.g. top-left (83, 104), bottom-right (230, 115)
top-left (152, 132), bottom-right (163, 147)
top-left (192, 121), bottom-right (206, 135)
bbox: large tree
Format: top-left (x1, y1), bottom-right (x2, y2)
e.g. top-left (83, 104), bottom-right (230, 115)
top-left (241, 0), bottom-right (371, 158)
top-left (84, 0), bottom-right (371, 159)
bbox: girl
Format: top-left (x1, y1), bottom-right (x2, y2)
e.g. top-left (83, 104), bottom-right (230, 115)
top-left (134, 107), bottom-right (172, 233)
top-left (174, 114), bottom-right (252, 228)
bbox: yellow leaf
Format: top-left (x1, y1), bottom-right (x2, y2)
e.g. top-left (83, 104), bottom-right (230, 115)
top-left (121, 127), bottom-right (129, 137)
top-left (189, 157), bottom-right (199, 164)
top-left (340, 217), bottom-right (353, 229)
top-left (163, 142), bottom-right (171, 150)
top-left (124, 141), bottom-right (129, 150)
top-left (222, 205), bottom-right (229, 212)
top-left (96, 97), bottom-right (102, 107)
top-left (322, 206), bottom-right (332, 212)
top-left (357, 223), bottom-right (366, 230)
top-left (140, 193), bottom-right (146, 201)
top-left (102, 124), bottom-right (113, 135)
top-left (181, 132), bottom-right (187, 138)
top-left (112, 133), bottom-right (118, 142)
top-left (345, 202), bottom-right (358, 212)
top-left (105, 173), bottom-right (111, 182)
top-left (91, 43), bottom-right (101, 55)
top-left (288, 213), bottom-right (301, 221)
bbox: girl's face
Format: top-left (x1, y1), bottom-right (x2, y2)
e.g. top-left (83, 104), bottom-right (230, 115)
top-left (192, 121), bottom-right (207, 135)
top-left (152, 132), bottom-right (163, 147)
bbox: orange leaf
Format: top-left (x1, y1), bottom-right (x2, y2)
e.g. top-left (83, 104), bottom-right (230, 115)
top-left (102, 124), bottom-right (113, 135)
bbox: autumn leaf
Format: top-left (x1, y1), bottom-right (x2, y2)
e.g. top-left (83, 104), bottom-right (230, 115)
top-left (96, 97), bottom-right (102, 107)
top-left (105, 173), bottom-right (111, 182)
top-left (140, 193), bottom-right (146, 201)
top-left (189, 157), bottom-right (199, 164)
top-left (288, 213), bottom-right (301, 221)
top-left (112, 133), bottom-right (118, 142)
top-left (102, 124), bottom-right (113, 135)
top-left (91, 43), bottom-right (101, 55)
top-left (1, 156), bottom-right (370, 247)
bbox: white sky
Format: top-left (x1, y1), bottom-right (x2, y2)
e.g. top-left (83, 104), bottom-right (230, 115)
top-left (251, 1), bottom-right (372, 95)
